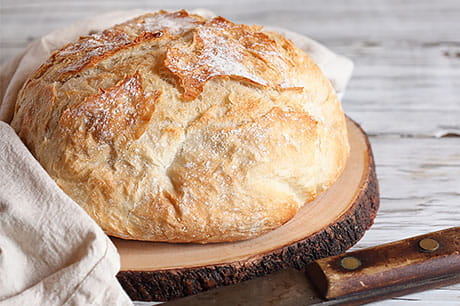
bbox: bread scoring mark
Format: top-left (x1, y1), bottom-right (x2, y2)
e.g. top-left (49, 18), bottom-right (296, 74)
top-left (35, 29), bottom-right (132, 79)
top-left (130, 10), bottom-right (204, 35)
top-left (36, 11), bottom-right (204, 80)
top-left (34, 10), bottom-right (302, 101)
top-left (164, 16), bottom-right (303, 101)
top-left (57, 30), bottom-right (167, 78)
top-left (59, 72), bottom-right (160, 144)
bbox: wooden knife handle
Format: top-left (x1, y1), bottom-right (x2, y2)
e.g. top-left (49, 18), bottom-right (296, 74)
top-left (306, 227), bottom-right (460, 299)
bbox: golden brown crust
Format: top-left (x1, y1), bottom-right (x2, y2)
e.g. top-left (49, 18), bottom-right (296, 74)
top-left (165, 16), bottom-right (302, 101)
top-left (11, 10), bottom-right (350, 243)
top-left (59, 72), bottom-right (160, 145)
top-left (13, 79), bottom-right (57, 153)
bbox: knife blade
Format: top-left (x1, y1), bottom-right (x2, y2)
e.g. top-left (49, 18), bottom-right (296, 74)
top-left (164, 227), bottom-right (460, 305)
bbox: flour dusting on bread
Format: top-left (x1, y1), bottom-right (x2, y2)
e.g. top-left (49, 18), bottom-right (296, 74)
top-left (11, 10), bottom-right (349, 243)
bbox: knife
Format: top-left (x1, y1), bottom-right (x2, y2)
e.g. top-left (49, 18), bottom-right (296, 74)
top-left (164, 227), bottom-right (460, 305)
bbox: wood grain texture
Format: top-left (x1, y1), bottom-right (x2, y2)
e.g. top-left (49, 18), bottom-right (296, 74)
top-left (1, 0), bottom-right (459, 304)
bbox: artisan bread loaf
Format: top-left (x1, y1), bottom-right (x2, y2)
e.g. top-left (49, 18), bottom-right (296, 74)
top-left (11, 10), bottom-right (350, 243)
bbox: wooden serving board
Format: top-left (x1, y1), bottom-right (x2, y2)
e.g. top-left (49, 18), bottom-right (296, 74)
top-left (114, 117), bottom-right (380, 302)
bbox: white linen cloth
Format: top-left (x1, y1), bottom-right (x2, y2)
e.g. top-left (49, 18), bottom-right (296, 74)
top-left (0, 9), bottom-right (353, 305)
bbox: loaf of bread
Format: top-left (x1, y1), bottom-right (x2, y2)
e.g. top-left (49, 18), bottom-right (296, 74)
top-left (11, 10), bottom-right (349, 243)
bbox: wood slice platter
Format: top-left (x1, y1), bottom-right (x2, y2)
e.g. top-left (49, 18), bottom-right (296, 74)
top-left (114, 117), bottom-right (380, 302)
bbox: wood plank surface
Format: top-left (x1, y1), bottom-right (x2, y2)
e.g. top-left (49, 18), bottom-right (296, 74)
top-left (1, 0), bottom-right (459, 304)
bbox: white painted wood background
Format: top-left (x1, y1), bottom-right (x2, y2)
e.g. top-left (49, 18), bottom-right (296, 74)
top-left (1, 0), bottom-right (459, 304)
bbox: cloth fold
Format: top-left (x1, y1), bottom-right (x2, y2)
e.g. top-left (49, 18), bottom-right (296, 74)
top-left (0, 9), bottom-right (353, 305)
top-left (0, 122), bottom-right (131, 305)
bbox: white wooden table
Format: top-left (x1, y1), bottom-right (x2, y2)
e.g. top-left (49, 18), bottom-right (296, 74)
top-left (1, 0), bottom-right (459, 304)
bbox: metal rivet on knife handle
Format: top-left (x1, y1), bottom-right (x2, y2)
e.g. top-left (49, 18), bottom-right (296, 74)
top-left (418, 238), bottom-right (440, 252)
top-left (340, 256), bottom-right (362, 270)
